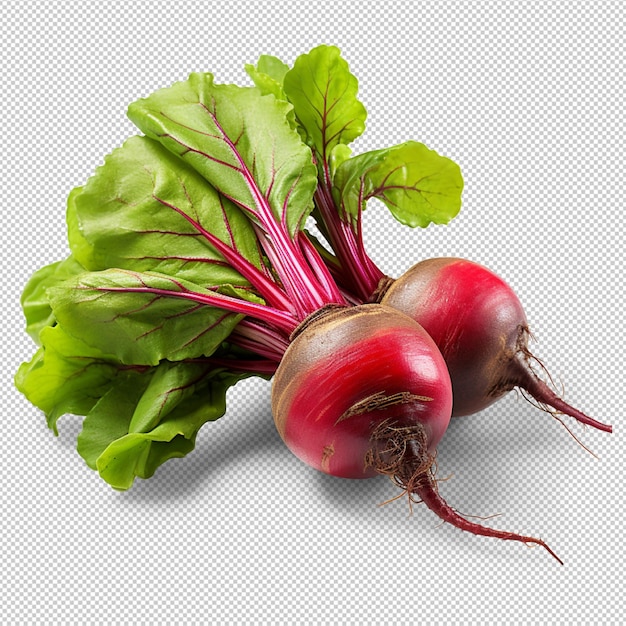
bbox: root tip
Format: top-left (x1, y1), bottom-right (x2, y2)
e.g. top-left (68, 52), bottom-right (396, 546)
top-left (536, 539), bottom-right (564, 565)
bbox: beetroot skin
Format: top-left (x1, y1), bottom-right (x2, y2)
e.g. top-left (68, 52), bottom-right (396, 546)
top-left (381, 257), bottom-right (612, 432)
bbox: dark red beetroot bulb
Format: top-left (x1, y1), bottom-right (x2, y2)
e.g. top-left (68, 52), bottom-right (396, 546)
top-left (381, 257), bottom-right (612, 434)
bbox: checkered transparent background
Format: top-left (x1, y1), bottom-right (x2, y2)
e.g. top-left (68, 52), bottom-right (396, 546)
top-left (2, 1), bottom-right (624, 623)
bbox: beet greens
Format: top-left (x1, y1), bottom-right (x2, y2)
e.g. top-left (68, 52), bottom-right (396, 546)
top-left (247, 44), bottom-right (464, 301)
top-left (18, 72), bottom-right (347, 488)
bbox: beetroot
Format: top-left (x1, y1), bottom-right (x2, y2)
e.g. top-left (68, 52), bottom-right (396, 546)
top-left (272, 303), bottom-right (563, 563)
top-left (17, 49), bottom-right (578, 563)
top-left (380, 257), bottom-right (612, 432)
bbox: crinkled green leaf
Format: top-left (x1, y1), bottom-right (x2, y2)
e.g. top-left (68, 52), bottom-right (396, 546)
top-left (127, 73), bottom-right (317, 237)
top-left (14, 325), bottom-right (130, 433)
top-left (47, 269), bottom-right (251, 366)
top-left (127, 358), bottom-right (207, 434)
top-left (20, 255), bottom-right (86, 343)
top-left (16, 319), bottom-right (256, 490)
top-left (67, 135), bottom-right (261, 285)
top-left (333, 141), bottom-right (464, 228)
top-left (77, 363), bottom-right (246, 490)
top-left (282, 45), bottom-right (367, 175)
top-left (245, 54), bottom-right (289, 99)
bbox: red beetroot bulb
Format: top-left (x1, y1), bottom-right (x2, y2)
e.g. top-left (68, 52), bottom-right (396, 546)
top-left (381, 257), bottom-right (612, 433)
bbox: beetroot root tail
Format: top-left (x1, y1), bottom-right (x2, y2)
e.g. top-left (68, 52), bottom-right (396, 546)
top-left (413, 473), bottom-right (564, 565)
top-left (509, 357), bottom-right (613, 433)
top-left (367, 421), bottom-right (564, 564)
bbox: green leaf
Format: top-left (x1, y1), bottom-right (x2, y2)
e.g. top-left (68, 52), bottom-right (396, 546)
top-left (20, 255), bottom-right (87, 344)
top-left (127, 73), bottom-right (317, 237)
top-left (14, 325), bottom-right (130, 433)
top-left (16, 313), bottom-right (255, 489)
top-left (328, 144), bottom-right (353, 180)
top-left (245, 54), bottom-right (290, 99)
top-left (67, 135), bottom-right (262, 285)
top-left (245, 55), bottom-right (301, 138)
top-left (332, 141), bottom-right (464, 228)
top-left (77, 363), bottom-right (245, 490)
top-left (283, 45), bottom-right (367, 174)
top-left (47, 269), bottom-right (249, 365)
top-left (127, 358), bottom-right (206, 433)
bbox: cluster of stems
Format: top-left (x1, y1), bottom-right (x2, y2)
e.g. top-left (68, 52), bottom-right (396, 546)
top-left (190, 156), bottom-right (377, 371)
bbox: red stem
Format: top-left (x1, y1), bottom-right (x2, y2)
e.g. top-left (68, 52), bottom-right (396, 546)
top-left (97, 280), bottom-right (298, 335)
top-left (231, 319), bottom-right (289, 362)
top-left (313, 183), bottom-right (384, 301)
top-left (152, 194), bottom-right (293, 312)
top-left (253, 225), bottom-right (312, 319)
top-left (297, 231), bottom-right (345, 303)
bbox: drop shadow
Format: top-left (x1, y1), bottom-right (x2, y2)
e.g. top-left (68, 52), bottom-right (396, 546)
top-left (311, 470), bottom-right (391, 518)
top-left (120, 402), bottom-right (287, 502)
top-left (438, 391), bottom-right (596, 470)
top-left (53, 383), bottom-right (599, 520)
top-left (311, 393), bottom-right (590, 525)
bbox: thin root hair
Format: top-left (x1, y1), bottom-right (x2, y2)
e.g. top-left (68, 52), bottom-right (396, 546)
top-left (517, 387), bottom-right (599, 458)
